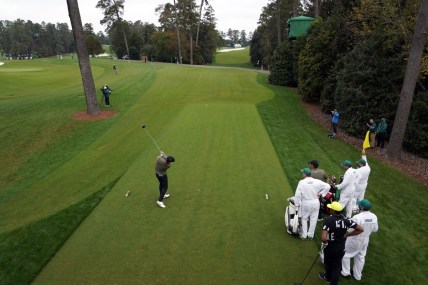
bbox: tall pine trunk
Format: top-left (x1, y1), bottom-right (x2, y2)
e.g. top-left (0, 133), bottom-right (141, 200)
top-left (314, 0), bottom-right (320, 18)
top-left (121, 25), bottom-right (130, 58)
top-left (189, 30), bottom-right (193, 65)
top-left (112, 0), bottom-right (129, 58)
top-left (195, 0), bottom-right (204, 46)
top-left (189, 0), bottom-right (194, 65)
top-left (386, 0), bottom-right (428, 161)
top-left (174, 0), bottom-right (183, 64)
top-left (276, 0), bottom-right (281, 44)
top-left (66, 0), bottom-right (100, 115)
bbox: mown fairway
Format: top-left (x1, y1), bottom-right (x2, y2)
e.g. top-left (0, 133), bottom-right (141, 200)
top-left (0, 51), bottom-right (427, 285)
top-left (212, 47), bottom-right (254, 69)
top-left (0, 57), bottom-right (314, 284)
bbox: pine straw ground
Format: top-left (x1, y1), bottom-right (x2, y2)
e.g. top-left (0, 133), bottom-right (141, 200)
top-left (72, 111), bottom-right (117, 121)
top-left (300, 100), bottom-right (428, 187)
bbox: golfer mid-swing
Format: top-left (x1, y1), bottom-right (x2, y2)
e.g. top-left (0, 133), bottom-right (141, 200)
top-left (155, 151), bottom-right (175, 208)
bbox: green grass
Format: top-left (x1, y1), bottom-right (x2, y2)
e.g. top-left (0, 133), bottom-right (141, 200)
top-left (0, 180), bottom-right (116, 285)
top-left (0, 55), bottom-right (427, 285)
top-left (102, 45), bottom-right (110, 54)
top-left (256, 77), bottom-right (428, 284)
top-left (212, 47), bottom-right (254, 69)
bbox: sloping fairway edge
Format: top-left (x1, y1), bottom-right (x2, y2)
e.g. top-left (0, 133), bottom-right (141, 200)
top-left (0, 177), bottom-right (120, 285)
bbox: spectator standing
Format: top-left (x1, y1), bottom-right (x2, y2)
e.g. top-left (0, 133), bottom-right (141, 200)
top-left (376, 118), bottom-right (388, 153)
top-left (366, 119), bottom-right (377, 148)
top-left (319, 201), bottom-right (364, 285)
top-left (100, 84), bottom-right (112, 107)
top-left (308, 160), bottom-right (330, 183)
top-left (328, 109), bottom-right (339, 138)
top-left (342, 199), bottom-right (378, 281)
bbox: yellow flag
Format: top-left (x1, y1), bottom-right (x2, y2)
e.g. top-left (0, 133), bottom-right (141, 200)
top-left (363, 131), bottom-right (371, 149)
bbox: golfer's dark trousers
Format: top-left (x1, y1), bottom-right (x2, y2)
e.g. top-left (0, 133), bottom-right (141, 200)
top-left (156, 173), bottom-right (168, 201)
top-left (332, 123), bottom-right (338, 134)
top-left (377, 133), bottom-right (386, 148)
top-left (324, 247), bottom-right (345, 285)
top-left (105, 96), bottom-right (110, 106)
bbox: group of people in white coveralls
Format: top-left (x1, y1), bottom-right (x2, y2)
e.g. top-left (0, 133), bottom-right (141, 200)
top-left (294, 149), bottom-right (379, 282)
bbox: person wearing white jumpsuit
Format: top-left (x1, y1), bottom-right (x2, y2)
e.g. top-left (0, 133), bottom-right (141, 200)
top-left (295, 168), bottom-right (331, 239)
top-left (353, 149), bottom-right (371, 211)
top-left (335, 160), bottom-right (357, 218)
top-left (342, 199), bottom-right (378, 280)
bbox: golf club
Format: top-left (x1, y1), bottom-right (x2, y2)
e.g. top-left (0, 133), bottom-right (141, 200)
top-left (141, 124), bottom-right (162, 152)
top-left (294, 251), bottom-right (320, 285)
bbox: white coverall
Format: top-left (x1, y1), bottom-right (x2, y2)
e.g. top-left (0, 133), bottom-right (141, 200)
top-left (336, 167), bottom-right (357, 218)
top-left (294, 177), bottom-right (331, 238)
top-left (353, 155), bottom-right (371, 211)
top-left (342, 210), bottom-right (378, 280)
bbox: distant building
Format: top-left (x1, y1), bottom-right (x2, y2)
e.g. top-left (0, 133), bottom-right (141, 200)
top-left (234, 44), bottom-right (242, 48)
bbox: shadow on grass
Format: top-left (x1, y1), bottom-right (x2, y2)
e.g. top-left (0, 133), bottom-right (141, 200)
top-left (0, 176), bottom-right (122, 285)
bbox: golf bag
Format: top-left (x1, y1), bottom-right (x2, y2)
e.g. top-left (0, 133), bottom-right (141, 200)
top-left (285, 197), bottom-right (301, 235)
top-left (320, 188), bottom-right (336, 215)
top-left (319, 175), bottom-right (343, 216)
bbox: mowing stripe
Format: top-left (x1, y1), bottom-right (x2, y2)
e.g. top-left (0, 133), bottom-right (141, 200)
top-left (33, 89), bottom-right (309, 284)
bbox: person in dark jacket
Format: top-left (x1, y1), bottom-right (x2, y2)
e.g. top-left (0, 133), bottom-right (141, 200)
top-left (328, 108), bottom-right (339, 138)
top-left (319, 201), bottom-right (364, 285)
top-left (366, 119), bottom-right (377, 148)
top-left (155, 151), bottom-right (175, 208)
top-left (100, 84), bottom-right (112, 107)
top-left (376, 118), bottom-right (388, 153)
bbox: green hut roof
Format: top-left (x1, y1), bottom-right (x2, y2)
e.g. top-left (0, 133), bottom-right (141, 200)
top-left (287, 16), bottom-right (314, 39)
top-left (287, 16), bottom-right (314, 22)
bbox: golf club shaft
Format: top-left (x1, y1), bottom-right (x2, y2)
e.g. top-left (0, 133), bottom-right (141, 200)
top-left (144, 128), bottom-right (161, 152)
top-left (299, 252), bottom-right (319, 285)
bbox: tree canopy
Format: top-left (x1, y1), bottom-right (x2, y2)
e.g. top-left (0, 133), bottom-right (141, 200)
top-left (253, 0), bottom-right (428, 158)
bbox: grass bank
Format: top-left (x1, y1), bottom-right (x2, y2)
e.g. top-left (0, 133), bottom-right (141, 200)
top-left (256, 74), bottom-right (428, 284)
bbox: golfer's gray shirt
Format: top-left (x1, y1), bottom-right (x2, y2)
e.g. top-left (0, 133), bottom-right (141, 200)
top-left (155, 156), bottom-right (170, 176)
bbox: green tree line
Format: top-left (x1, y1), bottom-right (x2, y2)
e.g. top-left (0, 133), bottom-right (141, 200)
top-left (0, 20), bottom-right (106, 58)
top-left (0, 0), bottom-right (225, 64)
top-left (252, 0), bottom-right (428, 158)
top-left (153, 0), bottom-right (221, 64)
top-left (94, 0), bottom-right (223, 64)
